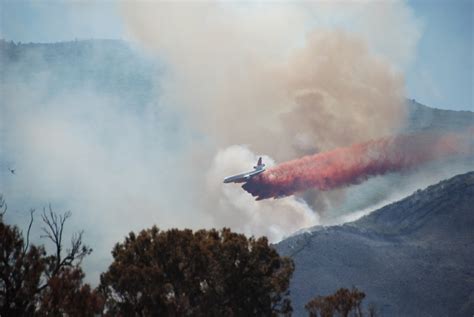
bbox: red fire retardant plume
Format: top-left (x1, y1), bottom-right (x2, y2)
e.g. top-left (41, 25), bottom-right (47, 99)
top-left (242, 132), bottom-right (472, 200)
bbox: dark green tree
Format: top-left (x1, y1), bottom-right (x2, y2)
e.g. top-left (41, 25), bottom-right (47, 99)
top-left (0, 202), bottom-right (45, 316)
top-left (100, 226), bottom-right (294, 316)
top-left (37, 267), bottom-right (103, 316)
top-left (0, 195), bottom-right (101, 316)
top-left (305, 287), bottom-right (370, 317)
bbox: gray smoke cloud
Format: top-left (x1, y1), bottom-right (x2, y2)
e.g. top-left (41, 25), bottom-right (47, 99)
top-left (0, 43), bottom-right (204, 282)
top-left (205, 145), bottom-right (317, 242)
top-left (122, 2), bottom-right (416, 158)
top-left (1, 1), bottom-right (429, 284)
top-left (121, 1), bottom-right (420, 237)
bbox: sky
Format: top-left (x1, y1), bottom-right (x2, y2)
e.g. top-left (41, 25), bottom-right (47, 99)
top-left (406, 0), bottom-right (473, 111)
top-left (0, 0), bottom-right (472, 111)
top-left (0, 0), bottom-right (473, 284)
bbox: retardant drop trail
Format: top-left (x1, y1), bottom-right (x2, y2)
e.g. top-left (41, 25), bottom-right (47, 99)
top-left (242, 131), bottom-right (472, 200)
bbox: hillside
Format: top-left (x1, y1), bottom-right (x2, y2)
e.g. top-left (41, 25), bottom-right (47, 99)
top-left (2, 41), bottom-right (473, 313)
top-left (404, 98), bottom-right (474, 133)
top-left (0, 39), bottom-right (160, 107)
top-left (276, 171), bottom-right (474, 316)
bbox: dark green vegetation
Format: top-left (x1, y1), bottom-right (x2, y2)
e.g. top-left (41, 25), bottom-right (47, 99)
top-left (0, 198), bottom-right (102, 316)
top-left (100, 227), bottom-right (294, 316)
top-left (0, 196), bottom-right (296, 316)
top-left (1, 192), bottom-right (378, 317)
top-left (3, 172), bottom-right (472, 316)
top-left (2, 40), bottom-right (472, 316)
top-left (0, 39), bottom-right (158, 105)
top-left (305, 287), bottom-right (375, 317)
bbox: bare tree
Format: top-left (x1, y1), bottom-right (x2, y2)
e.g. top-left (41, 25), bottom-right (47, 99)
top-left (38, 205), bottom-right (92, 290)
top-left (22, 209), bottom-right (35, 255)
top-left (0, 195), bottom-right (35, 255)
top-left (0, 197), bottom-right (99, 316)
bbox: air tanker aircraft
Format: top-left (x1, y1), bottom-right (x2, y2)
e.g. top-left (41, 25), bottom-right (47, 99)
top-left (223, 157), bottom-right (266, 183)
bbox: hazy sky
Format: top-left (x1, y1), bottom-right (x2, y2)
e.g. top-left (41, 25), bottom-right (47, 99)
top-left (1, 0), bottom-right (473, 285)
top-left (0, 0), bottom-right (472, 111)
top-left (406, 0), bottom-right (473, 111)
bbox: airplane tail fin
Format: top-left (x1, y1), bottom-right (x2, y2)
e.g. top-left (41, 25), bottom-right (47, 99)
top-left (254, 157), bottom-right (265, 169)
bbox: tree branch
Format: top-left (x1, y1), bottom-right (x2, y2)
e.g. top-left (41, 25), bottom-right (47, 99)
top-left (0, 194), bottom-right (7, 217)
top-left (23, 209), bottom-right (35, 255)
top-left (38, 206), bottom-right (90, 289)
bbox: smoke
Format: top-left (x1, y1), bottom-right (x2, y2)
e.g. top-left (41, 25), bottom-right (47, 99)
top-left (0, 42), bottom-right (202, 283)
top-left (120, 1), bottom-right (422, 240)
top-left (3, 0), bottom-right (472, 287)
top-left (243, 131), bottom-right (473, 200)
top-left (205, 145), bottom-right (318, 242)
top-left (1, 1), bottom-right (428, 284)
top-left (122, 2), bottom-right (410, 159)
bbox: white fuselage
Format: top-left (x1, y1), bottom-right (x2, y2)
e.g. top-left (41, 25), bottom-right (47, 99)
top-left (223, 164), bottom-right (266, 183)
top-left (223, 168), bottom-right (265, 183)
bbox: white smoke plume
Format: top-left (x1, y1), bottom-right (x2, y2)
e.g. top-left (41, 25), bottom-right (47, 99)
top-left (121, 1), bottom-right (421, 238)
top-left (1, 1), bottom-right (427, 284)
top-left (206, 145), bottom-right (318, 242)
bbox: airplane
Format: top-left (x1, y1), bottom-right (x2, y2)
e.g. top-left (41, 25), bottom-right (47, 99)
top-left (223, 157), bottom-right (266, 184)
top-left (8, 168), bottom-right (15, 175)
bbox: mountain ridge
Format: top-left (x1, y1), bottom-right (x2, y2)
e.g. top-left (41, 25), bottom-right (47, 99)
top-left (277, 171), bottom-right (474, 316)
top-left (2, 40), bottom-right (473, 314)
